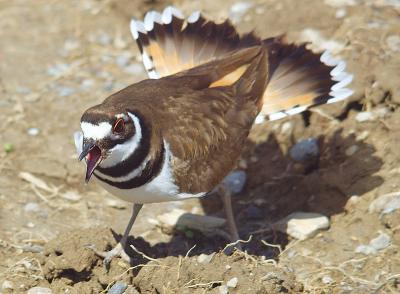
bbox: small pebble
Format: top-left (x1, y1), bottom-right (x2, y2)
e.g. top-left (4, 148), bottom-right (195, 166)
top-left (2, 280), bottom-right (13, 290)
top-left (21, 244), bottom-right (44, 253)
top-left (220, 170), bottom-right (247, 194)
top-left (225, 265), bottom-right (231, 270)
top-left (108, 282), bottom-right (128, 294)
top-left (289, 138), bottom-right (319, 163)
top-left (370, 232), bottom-right (391, 250)
top-left (27, 128), bottom-right (40, 136)
top-left (218, 285), bottom-right (229, 294)
top-left (345, 145), bottom-right (358, 156)
top-left (26, 222), bottom-right (35, 228)
top-left (322, 276), bottom-right (334, 284)
top-left (355, 111), bottom-right (375, 122)
top-left (355, 244), bottom-right (377, 255)
top-left (197, 252), bottom-right (215, 264)
top-left (369, 192), bottom-right (400, 214)
top-left (24, 202), bottom-right (40, 213)
top-left (274, 212), bottom-right (330, 240)
top-left (335, 8), bottom-right (347, 18)
top-left (81, 79), bottom-right (94, 90)
top-left (227, 277), bottom-right (238, 288)
top-left (27, 287), bottom-right (53, 294)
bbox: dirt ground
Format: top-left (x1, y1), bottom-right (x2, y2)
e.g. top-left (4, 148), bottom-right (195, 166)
top-left (1, 0), bottom-right (400, 293)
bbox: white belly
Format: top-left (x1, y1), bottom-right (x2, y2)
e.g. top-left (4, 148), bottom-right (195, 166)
top-left (95, 177), bottom-right (205, 203)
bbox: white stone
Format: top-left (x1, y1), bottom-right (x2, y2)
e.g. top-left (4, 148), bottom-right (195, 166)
top-left (355, 111), bottom-right (375, 122)
top-left (322, 276), bottom-right (334, 284)
top-left (27, 287), bottom-right (53, 294)
top-left (2, 280), bottom-right (13, 290)
top-left (27, 128), bottom-right (40, 136)
top-left (369, 192), bottom-right (400, 214)
top-left (227, 277), bottom-right (238, 288)
top-left (197, 252), bottom-right (215, 264)
top-left (335, 8), bottom-right (347, 18)
top-left (274, 212), bottom-right (330, 240)
top-left (218, 285), bottom-right (229, 294)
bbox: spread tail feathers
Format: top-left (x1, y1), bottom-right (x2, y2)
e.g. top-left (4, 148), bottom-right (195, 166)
top-left (130, 7), bottom-right (353, 123)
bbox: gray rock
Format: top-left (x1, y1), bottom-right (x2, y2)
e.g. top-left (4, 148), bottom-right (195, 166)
top-left (227, 277), bottom-right (238, 288)
top-left (274, 212), bottom-right (330, 240)
top-left (27, 287), bottom-right (52, 294)
top-left (108, 282), bottom-right (128, 294)
top-left (355, 244), bottom-right (377, 255)
top-left (369, 192), bottom-right (400, 215)
top-left (370, 232), bottom-right (391, 250)
top-left (21, 244), bottom-right (44, 253)
top-left (289, 138), bottom-right (319, 163)
top-left (220, 170), bottom-right (247, 194)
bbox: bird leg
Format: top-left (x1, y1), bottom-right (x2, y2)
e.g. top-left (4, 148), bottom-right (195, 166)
top-left (89, 203), bottom-right (143, 267)
top-left (219, 187), bottom-right (241, 250)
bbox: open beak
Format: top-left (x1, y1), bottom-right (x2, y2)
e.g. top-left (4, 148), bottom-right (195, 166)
top-left (78, 139), bottom-right (102, 183)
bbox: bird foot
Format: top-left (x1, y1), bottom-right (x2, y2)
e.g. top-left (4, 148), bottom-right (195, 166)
top-left (86, 242), bottom-right (132, 268)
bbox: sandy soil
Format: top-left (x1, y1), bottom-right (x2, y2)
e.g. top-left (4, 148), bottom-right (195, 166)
top-left (1, 0), bottom-right (400, 293)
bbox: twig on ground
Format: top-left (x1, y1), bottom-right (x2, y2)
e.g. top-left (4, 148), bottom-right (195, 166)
top-left (130, 244), bottom-right (160, 263)
top-left (223, 235), bottom-right (252, 252)
top-left (185, 244), bottom-right (196, 259)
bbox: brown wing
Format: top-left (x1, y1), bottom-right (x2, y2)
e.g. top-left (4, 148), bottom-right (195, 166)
top-left (150, 47), bottom-right (268, 192)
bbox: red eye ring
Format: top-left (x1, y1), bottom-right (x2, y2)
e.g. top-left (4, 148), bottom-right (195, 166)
top-left (113, 118), bottom-right (125, 134)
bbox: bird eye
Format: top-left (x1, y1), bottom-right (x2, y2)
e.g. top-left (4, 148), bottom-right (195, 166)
top-left (113, 118), bottom-right (125, 134)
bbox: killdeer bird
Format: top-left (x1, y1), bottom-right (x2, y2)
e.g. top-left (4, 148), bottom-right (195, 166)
top-left (74, 6), bottom-right (352, 264)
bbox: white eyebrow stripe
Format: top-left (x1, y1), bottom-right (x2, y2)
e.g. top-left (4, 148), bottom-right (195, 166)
top-left (81, 122), bottom-right (112, 140)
